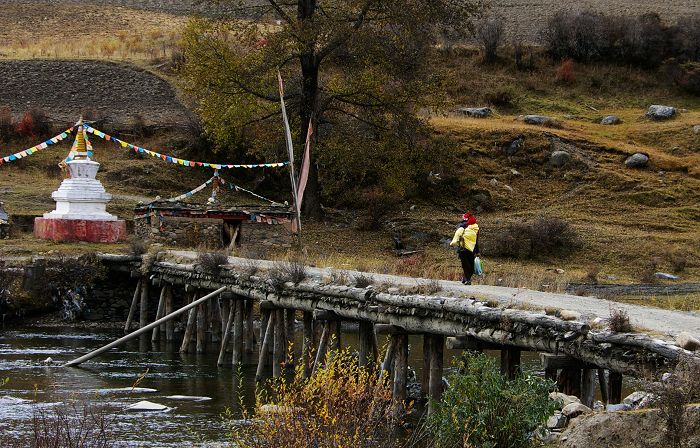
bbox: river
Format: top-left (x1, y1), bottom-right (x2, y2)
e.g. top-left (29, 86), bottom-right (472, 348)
top-left (0, 324), bottom-right (546, 447)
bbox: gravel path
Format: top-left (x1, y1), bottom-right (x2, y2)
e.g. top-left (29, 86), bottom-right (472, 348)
top-left (167, 251), bottom-right (700, 339)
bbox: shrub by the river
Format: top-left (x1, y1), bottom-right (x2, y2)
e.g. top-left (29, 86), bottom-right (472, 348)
top-left (19, 401), bottom-right (114, 448)
top-left (231, 348), bottom-right (398, 448)
top-left (424, 352), bottom-right (555, 448)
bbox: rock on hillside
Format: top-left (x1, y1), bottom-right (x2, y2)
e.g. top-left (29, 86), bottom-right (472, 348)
top-left (0, 60), bottom-right (191, 127)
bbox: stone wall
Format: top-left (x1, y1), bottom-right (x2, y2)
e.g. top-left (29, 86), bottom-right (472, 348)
top-left (83, 270), bottom-right (137, 321)
top-left (239, 220), bottom-right (294, 251)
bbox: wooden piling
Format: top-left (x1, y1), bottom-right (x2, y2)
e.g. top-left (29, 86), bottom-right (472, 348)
top-left (581, 369), bottom-right (597, 408)
top-left (559, 368), bottom-right (582, 397)
top-left (333, 320), bottom-right (342, 350)
top-left (285, 308), bottom-right (295, 358)
top-left (217, 298), bottom-right (235, 366)
top-left (428, 334), bottom-right (444, 415)
top-left (232, 299), bottom-right (244, 366)
top-left (273, 309), bottom-right (284, 377)
top-left (608, 371), bottom-right (623, 404)
top-left (211, 297), bottom-right (222, 343)
top-left (312, 321), bottom-right (330, 376)
top-left (221, 296), bottom-right (231, 340)
top-left (245, 299), bottom-right (255, 354)
top-left (164, 286), bottom-right (174, 341)
top-left (500, 348), bottom-right (521, 380)
top-left (151, 286), bottom-right (166, 342)
top-left (255, 311), bottom-right (276, 382)
top-left (139, 277), bottom-right (149, 329)
top-left (598, 368), bottom-right (609, 404)
top-left (379, 336), bottom-right (397, 381)
top-left (302, 311), bottom-right (313, 378)
top-left (196, 300), bottom-right (207, 353)
top-left (124, 279), bottom-right (141, 333)
top-left (179, 294), bottom-right (198, 353)
top-left (358, 321), bottom-right (374, 367)
top-left (392, 333), bottom-right (408, 417)
top-left (421, 334), bottom-right (432, 398)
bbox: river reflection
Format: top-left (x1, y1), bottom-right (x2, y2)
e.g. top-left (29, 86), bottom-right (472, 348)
top-left (0, 324), bottom-right (544, 447)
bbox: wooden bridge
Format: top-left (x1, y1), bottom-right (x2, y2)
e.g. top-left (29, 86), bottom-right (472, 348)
top-left (66, 251), bottom-right (699, 413)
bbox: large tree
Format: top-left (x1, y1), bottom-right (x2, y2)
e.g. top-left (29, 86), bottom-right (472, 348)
top-left (182, 0), bottom-right (479, 217)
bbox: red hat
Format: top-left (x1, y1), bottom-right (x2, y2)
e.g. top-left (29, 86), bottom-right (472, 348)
top-left (462, 212), bottom-right (477, 226)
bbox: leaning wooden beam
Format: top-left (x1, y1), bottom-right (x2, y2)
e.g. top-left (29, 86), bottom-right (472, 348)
top-left (232, 299), bottom-right (244, 366)
top-left (255, 311), bottom-right (276, 382)
top-left (180, 294), bottom-right (198, 353)
top-left (63, 287), bottom-right (228, 367)
top-left (217, 298), bottom-right (235, 366)
top-left (393, 333), bottom-right (408, 418)
top-left (151, 287), bottom-right (167, 342)
top-left (428, 334), bottom-right (444, 415)
top-left (124, 279), bottom-right (142, 333)
top-left (139, 277), bottom-right (149, 329)
top-left (311, 321), bottom-right (330, 376)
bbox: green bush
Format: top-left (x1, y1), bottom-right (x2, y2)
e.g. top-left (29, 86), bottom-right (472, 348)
top-left (426, 352), bottom-right (555, 448)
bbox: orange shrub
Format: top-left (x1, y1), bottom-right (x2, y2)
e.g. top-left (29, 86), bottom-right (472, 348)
top-left (15, 108), bottom-right (51, 139)
top-left (555, 59), bottom-right (576, 84)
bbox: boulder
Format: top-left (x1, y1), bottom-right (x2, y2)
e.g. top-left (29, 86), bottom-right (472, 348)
top-left (646, 105), bottom-right (676, 120)
top-left (676, 332), bottom-right (700, 351)
top-left (505, 136), bottom-right (524, 156)
top-left (510, 168), bottom-right (522, 176)
top-left (550, 392), bottom-right (581, 410)
top-left (550, 151), bottom-right (571, 167)
top-left (655, 272), bottom-right (679, 280)
top-left (524, 115), bottom-right (558, 126)
top-left (125, 400), bottom-right (171, 412)
top-left (562, 402), bottom-right (592, 418)
top-left (601, 115), bottom-right (621, 125)
top-left (623, 391), bottom-right (650, 408)
top-left (547, 412), bottom-right (568, 429)
top-left (624, 153), bottom-right (649, 168)
top-left (693, 125), bottom-right (700, 134)
top-left (606, 403), bottom-right (632, 412)
top-left (458, 107), bottom-right (492, 118)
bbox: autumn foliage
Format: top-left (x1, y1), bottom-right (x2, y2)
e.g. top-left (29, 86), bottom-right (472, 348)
top-left (555, 59), bottom-right (576, 84)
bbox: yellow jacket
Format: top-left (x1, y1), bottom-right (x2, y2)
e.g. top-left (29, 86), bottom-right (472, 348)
top-left (450, 224), bottom-right (479, 252)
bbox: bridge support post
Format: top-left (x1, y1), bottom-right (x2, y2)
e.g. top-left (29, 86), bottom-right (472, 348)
top-left (608, 371), bottom-right (623, 404)
top-left (581, 369), bottom-right (597, 408)
top-left (139, 277), bottom-right (149, 329)
top-left (259, 308), bottom-right (270, 366)
top-left (221, 296), bottom-right (231, 342)
top-left (273, 309), bottom-right (285, 377)
top-left (421, 334), bottom-right (432, 399)
top-left (312, 321), bottom-right (330, 376)
top-left (124, 279), bottom-right (142, 333)
top-left (255, 310), bottom-right (276, 382)
top-left (358, 321), bottom-right (375, 368)
top-left (392, 333), bottom-right (408, 418)
top-left (500, 348), bottom-right (521, 380)
top-left (164, 286), bottom-right (174, 341)
top-left (428, 334), bottom-right (444, 415)
top-left (232, 298), bottom-right (244, 366)
top-left (598, 369), bottom-right (609, 404)
top-left (151, 286), bottom-right (167, 342)
top-left (380, 335), bottom-right (397, 381)
top-left (558, 368), bottom-right (582, 397)
top-left (196, 299), bottom-right (207, 353)
top-left (285, 309), bottom-right (295, 363)
top-left (333, 320), bottom-right (342, 350)
top-left (245, 299), bottom-right (255, 354)
top-left (302, 311), bottom-right (313, 378)
top-left (210, 297), bottom-right (222, 343)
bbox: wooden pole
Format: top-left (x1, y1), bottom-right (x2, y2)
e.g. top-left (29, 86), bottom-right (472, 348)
top-left (500, 348), bottom-right (521, 380)
top-left (232, 299), bottom-right (244, 366)
top-left (333, 320), bottom-right (342, 350)
top-left (124, 279), bottom-right (141, 333)
top-left (358, 321), bottom-right (373, 367)
top-left (259, 308), bottom-right (270, 365)
top-left (139, 277), bottom-right (149, 329)
top-left (164, 286), bottom-right (174, 341)
top-left (379, 336), bottom-right (397, 381)
top-left (221, 295), bottom-right (231, 340)
top-left (302, 311), bottom-right (313, 378)
top-left (151, 287), bottom-right (166, 342)
top-left (312, 321), bottom-right (330, 376)
top-left (196, 300), bottom-right (207, 353)
top-left (285, 308), bottom-right (295, 363)
top-left (428, 334), bottom-right (444, 415)
top-left (179, 293), bottom-right (198, 353)
top-left (255, 311), bottom-right (276, 382)
top-left (581, 369), bottom-right (596, 408)
top-left (393, 333), bottom-right (408, 418)
top-left (63, 287), bottom-right (227, 367)
top-left (218, 298), bottom-right (235, 366)
top-left (273, 309), bottom-right (284, 377)
top-left (422, 334), bottom-right (432, 399)
top-left (559, 368), bottom-right (582, 397)
top-left (211, 297), bottom-right (222, 343)
top-left (245, 299), bottom-right (255, 354)
top-left (608, 371), bottom-right (623, 404)
top-left (598, 368), bottom-right (609, 404)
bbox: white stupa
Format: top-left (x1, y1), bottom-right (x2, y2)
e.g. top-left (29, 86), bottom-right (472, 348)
top-left (34, 123), bottom-right (125, 242)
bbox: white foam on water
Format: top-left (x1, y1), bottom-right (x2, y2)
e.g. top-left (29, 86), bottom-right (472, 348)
top-left (164, 395), bottom-right (212, 401)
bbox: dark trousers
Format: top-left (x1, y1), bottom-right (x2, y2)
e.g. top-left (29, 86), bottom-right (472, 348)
top-left (458, 249), bottom-right (475, 282)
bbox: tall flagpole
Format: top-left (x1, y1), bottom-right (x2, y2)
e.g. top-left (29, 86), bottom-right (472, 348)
top-left (277, 70), bottom-right (303, 246)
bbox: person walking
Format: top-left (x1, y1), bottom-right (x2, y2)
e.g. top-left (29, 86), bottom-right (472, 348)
top-left (450, 212), bottom-right (480, 285)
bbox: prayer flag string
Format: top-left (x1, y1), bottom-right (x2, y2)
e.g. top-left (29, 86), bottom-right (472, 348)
top-left (0, 127), bottom-right (75, 166)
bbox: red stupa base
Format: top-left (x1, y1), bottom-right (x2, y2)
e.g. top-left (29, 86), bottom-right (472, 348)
top-left (34, 218), bottom-right (126, 243)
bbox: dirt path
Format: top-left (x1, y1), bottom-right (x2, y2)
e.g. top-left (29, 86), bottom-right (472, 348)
top-left (167, 251), bottom-right (700, 339)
